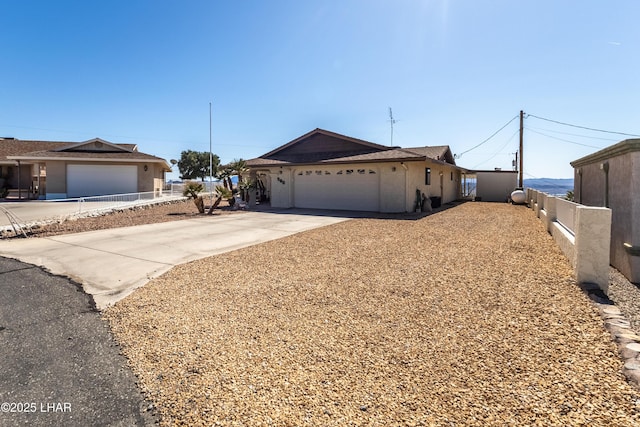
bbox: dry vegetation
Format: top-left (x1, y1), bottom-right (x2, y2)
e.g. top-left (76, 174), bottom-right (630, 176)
top-left (104, 203), bottom-right (640, 426)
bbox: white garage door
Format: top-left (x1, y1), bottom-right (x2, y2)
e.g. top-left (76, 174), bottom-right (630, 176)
top-left (293, 167), bottom-right (379, 211)
top-left (67, 165), bottom-right (138, 197)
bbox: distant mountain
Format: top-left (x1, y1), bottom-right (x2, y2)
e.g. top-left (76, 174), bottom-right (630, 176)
top-left (523, 178), bottom-right (574, 196)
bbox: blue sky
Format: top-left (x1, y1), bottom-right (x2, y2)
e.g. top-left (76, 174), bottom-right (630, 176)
top-left (2, 1), bottom-right (639, 179)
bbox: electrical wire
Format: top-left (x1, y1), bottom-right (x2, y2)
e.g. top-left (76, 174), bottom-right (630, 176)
top-left (471, 128), bottom-right (520, 169)
top-left (455, 115), bottom-right (519, 158)
top-left (525, 128), bottom-right (603, 149)
top-left (527, 114), bottom-right (640, 138)
top-left (525, 125), bottom-right (619, 142)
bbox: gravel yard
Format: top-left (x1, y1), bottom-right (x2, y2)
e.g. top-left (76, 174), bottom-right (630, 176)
top-left (5, 198), bottom-right (237, 238)
top-left (103, 202), bottom-right (640, 426)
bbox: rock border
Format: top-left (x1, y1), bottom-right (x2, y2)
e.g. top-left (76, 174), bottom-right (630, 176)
top-left (583, 282), bottom-right (640, 388)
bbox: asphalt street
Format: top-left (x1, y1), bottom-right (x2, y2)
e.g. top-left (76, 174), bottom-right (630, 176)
top-left (0, 257), bottom-right (156, 426)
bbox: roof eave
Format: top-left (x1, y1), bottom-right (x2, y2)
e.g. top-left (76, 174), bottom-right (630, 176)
top-left (8, 155), bottom-right (171, 169)
top-left (570, 139), bottom-right (640, 168)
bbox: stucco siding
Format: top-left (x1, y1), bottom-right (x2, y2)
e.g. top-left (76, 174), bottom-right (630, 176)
top-left (46, 161), bottom-right (67, 195)
top-left (380, 163), bottom-right (406, 213)
top-left (572, 142), bottom-right (640, 283)
top-left (258, 161), bottom-right (460, 213)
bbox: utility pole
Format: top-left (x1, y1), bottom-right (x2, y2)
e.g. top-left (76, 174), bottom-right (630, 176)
top-left (209, 102), bottom-right (213, 201)
top-left (519, 110), bottom-right (524, 187)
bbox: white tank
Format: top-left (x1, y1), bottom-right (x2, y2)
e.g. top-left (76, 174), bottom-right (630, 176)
top-left (511, 189), bottom-right (526, 204)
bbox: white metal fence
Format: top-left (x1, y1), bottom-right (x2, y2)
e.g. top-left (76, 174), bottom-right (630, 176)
top-left (45, 190), bottom-right (186, 216)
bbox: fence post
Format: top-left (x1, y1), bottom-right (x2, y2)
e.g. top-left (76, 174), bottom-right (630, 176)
top-left (535, 191), bottom-right (544, 218)
top-left (543, 195), bottom-right (556, 233)
top-left (574, 206), bottom-right (612, 294)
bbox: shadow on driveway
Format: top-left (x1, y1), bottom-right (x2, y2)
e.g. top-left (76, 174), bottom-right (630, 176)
top-left (251, 199), bottom-right (468, 220)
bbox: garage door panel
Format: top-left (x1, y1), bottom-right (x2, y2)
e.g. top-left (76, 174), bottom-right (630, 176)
top-left (294, 168), bottom-right (379, 211)
top-left (67, 165), bottom-right (138, 197)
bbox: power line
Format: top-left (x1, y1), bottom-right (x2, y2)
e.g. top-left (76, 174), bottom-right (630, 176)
top-left (527, 114), bottom-right (640, 138)
top-left (525, 128), bottom-right (603, 149)
top-left (471, 128), bottom-right (520, 169)
top-left (525, 125), bottom-right (619, 141)
top-left (455, 115), bottom-right (519, 158)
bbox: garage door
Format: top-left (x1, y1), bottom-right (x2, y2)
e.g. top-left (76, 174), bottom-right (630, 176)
top-left (293, 167), bottom-right (379, 211)
top-left (67, 165), bottom-right (138, 197)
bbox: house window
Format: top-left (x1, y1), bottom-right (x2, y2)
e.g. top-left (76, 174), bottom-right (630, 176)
top-left (425, 168), bottom-right (431, 185)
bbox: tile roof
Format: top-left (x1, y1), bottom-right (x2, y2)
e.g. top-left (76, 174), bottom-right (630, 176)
top-left (0, 139), bottom-right (69, 161)
top-left (246, 129), bottom-right (457, 168)
top-left (10, 149), bottom-right (168, 162)
top-left (0, 138), bottom-right (169, 169)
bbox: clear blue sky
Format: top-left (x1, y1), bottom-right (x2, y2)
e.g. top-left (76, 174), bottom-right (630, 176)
top-left (2, 1), bottom-right (639, 179)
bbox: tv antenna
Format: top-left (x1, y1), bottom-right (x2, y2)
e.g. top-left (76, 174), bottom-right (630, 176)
top-left (388, 107), bottom-right (396, 146)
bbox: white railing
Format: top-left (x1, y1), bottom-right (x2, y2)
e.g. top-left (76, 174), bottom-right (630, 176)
top-left (168, 181), bottom-right (221, 197)
top-left (46, 190), bottom-right (185, 217)
top-left (527, 188), bottom-right (612, 294)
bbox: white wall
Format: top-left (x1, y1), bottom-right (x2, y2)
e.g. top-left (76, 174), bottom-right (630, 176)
top-left (476, 171), bottom-right (517, 202)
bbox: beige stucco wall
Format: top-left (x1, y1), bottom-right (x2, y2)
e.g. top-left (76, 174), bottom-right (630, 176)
top-left (379, 163), bottom-right (406, 213)
top-left (573, 145), bottom-right (640, 284)
top-left (404, 161), bottom-right (461, 211)
top-left (268, 168), bottom-right (293, 208)
top-left (137, 163), bottom-right (165, 192)
top-left (258, 160), bottom-right (462, 213)
top-left (45, 161), bottom-right (67, 195)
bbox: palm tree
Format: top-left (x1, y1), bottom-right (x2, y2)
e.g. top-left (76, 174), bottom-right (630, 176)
top-left (228, 159), bottom-right (249, 200)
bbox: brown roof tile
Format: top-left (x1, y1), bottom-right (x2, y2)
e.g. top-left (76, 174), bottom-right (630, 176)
top-left (0, 138), bottom-right (168, 169)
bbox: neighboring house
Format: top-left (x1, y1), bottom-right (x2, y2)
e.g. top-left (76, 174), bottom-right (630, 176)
top-left (0, 137), bottom-right (171, 199)
top-left (570, 138), bottom-right (640, 284)
top-left (246, 128), bottom-right (464, 213)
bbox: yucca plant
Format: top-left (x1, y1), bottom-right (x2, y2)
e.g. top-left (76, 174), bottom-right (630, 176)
top-left (183, 181), bottom-right (205, 213)
top-left (206, 185), bottom-right (232, 214)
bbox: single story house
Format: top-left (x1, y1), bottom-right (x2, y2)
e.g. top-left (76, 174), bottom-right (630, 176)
top-left (246, 128), bottom-right (465, 213)
top-left (571, 138), bottom-right (640, 284)
top-left (0, 137), bottom-right (171, 199)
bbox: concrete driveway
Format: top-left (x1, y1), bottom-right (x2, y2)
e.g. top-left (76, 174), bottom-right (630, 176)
top-left (0, 210), bottom-right (349, 309)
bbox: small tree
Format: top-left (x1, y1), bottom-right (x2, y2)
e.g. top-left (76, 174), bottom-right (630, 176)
top-left (177, 150), bottom-right (220, 181)
top-left (183, 181), bottom-right (205, 213)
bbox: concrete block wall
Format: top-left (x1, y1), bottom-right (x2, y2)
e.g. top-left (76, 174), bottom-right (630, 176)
top-left (527, 188), bottom-right (612, 294)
